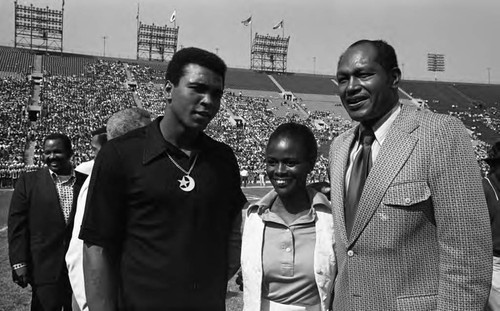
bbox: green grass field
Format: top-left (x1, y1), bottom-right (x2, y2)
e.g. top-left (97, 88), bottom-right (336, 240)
top-left (0, 186), bottom-right (270, 310)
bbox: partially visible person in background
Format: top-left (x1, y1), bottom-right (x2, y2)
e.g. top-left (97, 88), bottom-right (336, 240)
top-left (66, 108), bottom-right (151, 311)
top-left (8, 133), bottom-right (86, 311)
top-left (241, 122), bottom-right (336, 311)
top-left (75, 127), bottom-right (107, 176)
top-left (483, 141), bottom-right (500, 311)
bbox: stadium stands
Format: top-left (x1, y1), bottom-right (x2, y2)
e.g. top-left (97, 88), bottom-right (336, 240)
top-left (453, 83), bottom-right (500, 106)
top-left (1, 45), bottom-right (500, 187)
top-left (400, 80), bottom-right (473, 113)
top-left (0, 46), bottom-right (34, 75)
top-left (271, 73), bottom-right (339, 95)
top-left (400, 80), bottom-right (500, 144)
top-left (42, 54), bottom-right (97, 76)
top-left (225, 68), bottom-right (280, 92)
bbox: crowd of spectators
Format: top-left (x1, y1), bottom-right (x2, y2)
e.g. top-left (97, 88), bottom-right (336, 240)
top-left (205, 93), bottom-right (353, 184)
top-left (32, 60), bottom-right (135, 166)
top-left (1, 60), bottom-right (498, 188)
top-left (0, 76), bottom-right (32, 189)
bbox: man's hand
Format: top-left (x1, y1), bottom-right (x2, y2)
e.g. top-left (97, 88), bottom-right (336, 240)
top-left (308, 182), bottom-right (331, 199)
top-left (12, 266), bottom-right (31, 288)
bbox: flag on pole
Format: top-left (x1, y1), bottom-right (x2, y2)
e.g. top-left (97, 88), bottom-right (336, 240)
top-left (273, 20), bottom-right (284, 30)
top-left (136, 3), bottom-right (140, 20)
top-left (241, 16), bottom-right (252, 26)
top-left (170, 10), bottom-right (176, 23)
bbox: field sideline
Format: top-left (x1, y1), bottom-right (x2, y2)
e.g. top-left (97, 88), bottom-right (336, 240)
top-left (0, 186), bottom-right (271, 311)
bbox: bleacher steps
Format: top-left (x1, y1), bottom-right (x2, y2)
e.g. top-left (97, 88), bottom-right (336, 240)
top-left (267, 75), bottom-right (286, 93)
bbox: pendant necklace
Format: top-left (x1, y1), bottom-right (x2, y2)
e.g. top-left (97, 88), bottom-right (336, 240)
top-left (166, 152), bottom-right (198, 192)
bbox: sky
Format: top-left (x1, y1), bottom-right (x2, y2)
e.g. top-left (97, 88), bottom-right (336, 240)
top-left (0, 0), bottom-right (499, 83)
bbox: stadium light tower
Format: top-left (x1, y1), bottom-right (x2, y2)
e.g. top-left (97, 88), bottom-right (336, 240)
top-left (487, 67), bottom-right (491, 84)
top-left (427, 53), bottom-right (445, 81)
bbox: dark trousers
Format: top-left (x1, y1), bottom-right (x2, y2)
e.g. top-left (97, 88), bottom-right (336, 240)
top-left (31, 273), bottom-right (72, 311)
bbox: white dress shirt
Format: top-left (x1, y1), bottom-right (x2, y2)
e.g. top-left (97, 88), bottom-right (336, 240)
top-left (65, 171), bottom-right (92, 311)
top-left (345, 104), bottom-right (402, 190)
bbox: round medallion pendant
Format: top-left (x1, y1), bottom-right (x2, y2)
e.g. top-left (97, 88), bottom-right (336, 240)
top-left (178, 175), bottom-right (195, 192)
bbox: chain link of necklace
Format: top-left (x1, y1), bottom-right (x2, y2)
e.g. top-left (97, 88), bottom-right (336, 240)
top-left (166, 152), bottom-right (198, 176)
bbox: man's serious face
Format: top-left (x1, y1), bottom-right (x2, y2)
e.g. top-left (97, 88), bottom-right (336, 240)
top-left (168, 63), bottom-right (224, 132)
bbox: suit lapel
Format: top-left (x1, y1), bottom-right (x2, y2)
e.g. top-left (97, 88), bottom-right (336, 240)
top-left (348, 104), bottom-right (420, 246)
top-left (331, 126), bottom-right (358, 245)
top-left (43, 168), bottom-right (83, 227)
top-left (68, 171), bottom-right (85, 228)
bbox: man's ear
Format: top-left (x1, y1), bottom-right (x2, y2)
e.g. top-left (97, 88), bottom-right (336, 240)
top-left (390, 67), bottom-right (402, 89)
top-left (165, 81), bottom-right (173, 100)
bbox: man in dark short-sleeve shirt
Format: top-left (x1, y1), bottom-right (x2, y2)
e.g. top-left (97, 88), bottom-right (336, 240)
top-left (80, 47), bottom-right (247, 311)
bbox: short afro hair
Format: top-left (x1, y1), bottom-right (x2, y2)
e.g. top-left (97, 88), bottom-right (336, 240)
top-left (267, 122), bottom-right (318, 166)
top-left (165, 47), bottom-right (227, 86)
top-left (43, 133), bottom-right (73, 156)
top-left (340, 39), bottom-right (399, 73)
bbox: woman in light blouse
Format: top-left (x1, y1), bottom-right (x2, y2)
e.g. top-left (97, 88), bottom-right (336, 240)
top-left (241, 122), bottom-right (336, 311)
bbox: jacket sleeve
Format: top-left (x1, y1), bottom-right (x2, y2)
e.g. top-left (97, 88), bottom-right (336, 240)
top-left (8, 173), bottom-right (31, 266)
top-left (429, 117), bottom-right (492, 310)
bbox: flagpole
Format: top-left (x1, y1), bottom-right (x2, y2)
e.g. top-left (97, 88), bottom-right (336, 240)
top-left (250, 20), bottom-right (252, 69)
top-left (282, 20), bottom-right (284, 38)
top-left (136, 2), bottom-right (140, 60)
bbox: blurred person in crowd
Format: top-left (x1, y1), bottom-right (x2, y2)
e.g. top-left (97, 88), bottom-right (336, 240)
top-left (328, 39), bottom-right (491, 310)
top-left (80, 47), bottom-right (247, 311)
top-left (8, 133), bottom-right (86, 311)
top-left (75, 127), bottom-right (107, 176)
top-left (241, 122), bottom-right (336, 311)
top-left (66, 108), bottom-right (151, 311)
top-left (0, 164), bottom-right (7, 188)
top-left (483, 141), bottom-right (500, 311)
top-left (11, 163), bottom-right (22, 188)
top-left (241, 167), bottom-right (249, 187)
top-left (259, 169), bottom-right (266, 186)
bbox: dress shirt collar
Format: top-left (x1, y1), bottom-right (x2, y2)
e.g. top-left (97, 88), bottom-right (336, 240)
top-left (49, 167), bottom-right (75, 182)
top-left (359, 103), bottom-right (401, 146)
top-left (247, 187), bottom-right (331, 217)
top-left (142, 116), bottom-right (210, 164)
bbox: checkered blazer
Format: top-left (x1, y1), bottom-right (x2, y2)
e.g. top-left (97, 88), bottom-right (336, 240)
top-left (328, 104), bottom-right (491, 310)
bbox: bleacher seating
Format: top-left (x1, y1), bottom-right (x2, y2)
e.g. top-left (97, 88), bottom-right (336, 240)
top-left (453, 83), bottom-right (500, 106)
top-left (271, 73), bottom-right (339, 95)
top-left (400, 80), bottom-right (472, 113)
top-left (225, 68), bottom-right (279, 92)
top-left (0, 77), bottom-right (31, 164)
top-left (1, 45), bottom-right (500, 185)
top-left (400, 80), bottom-right (500, 144)
top-left (0, 46), bottom-right (34, 75)
top-left (42, 54), bottom-right (97, 76)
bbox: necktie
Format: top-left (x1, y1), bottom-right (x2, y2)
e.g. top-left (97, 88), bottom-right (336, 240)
top-left (345, 126), bottom-right (375, 238)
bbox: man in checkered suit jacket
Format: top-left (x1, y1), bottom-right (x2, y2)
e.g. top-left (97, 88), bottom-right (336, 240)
top-left (329, 39), bottom-right (491, 310)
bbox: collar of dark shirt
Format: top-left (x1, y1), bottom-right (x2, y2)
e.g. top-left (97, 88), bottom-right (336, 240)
top-left (142, 116), bottom-right (211, 165)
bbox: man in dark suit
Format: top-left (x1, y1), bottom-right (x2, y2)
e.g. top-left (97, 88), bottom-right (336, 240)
top-left (8, 133), bottom-right (86, 311)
